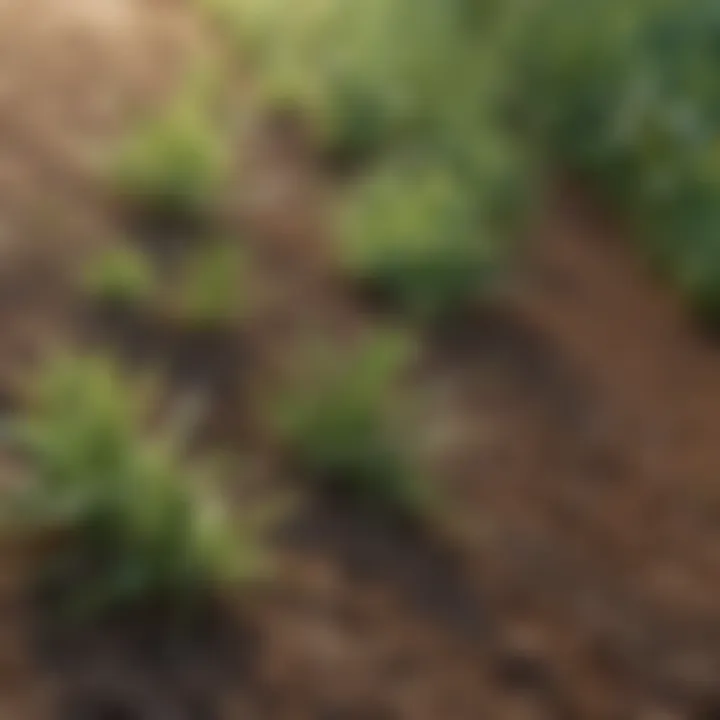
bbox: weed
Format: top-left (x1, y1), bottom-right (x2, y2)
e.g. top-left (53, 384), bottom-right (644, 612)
top-left (6, 355), bottom-right (268, 617)
top-left (274, 332), bottom-right (432, 520)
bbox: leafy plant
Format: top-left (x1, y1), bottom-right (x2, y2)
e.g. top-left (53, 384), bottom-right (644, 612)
top-left (340, 160), bottom-right (504, 320)
top-left (211, 0), bottom-right (720, 323)
top-left (169, 239), bottom-right (248, 329)
top-left (6, 355), bottom-right (268, 617)
top-left (274, 332), bottom-right (432, 519)
top-left (230, 0), bottom-right (529, 318)
top-left (83, 244), bottom-right (157, 308)
top-left (112, 101), bottom-right (228, 220)
top-left (240, 0), bottom-right (527, 157)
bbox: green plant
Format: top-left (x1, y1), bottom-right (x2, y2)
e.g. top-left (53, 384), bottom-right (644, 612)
top-left (170, 240), bottom-right (247, 328)
top-left (515, 0), bottom-right (720, 321)
top-left (275, 332), bottom-right (432, 519)
top-left (112, 101), bottom-right (228, 219)
top-left (208, 0), bottom-right (720, 323)
top-left (239, 0), bottom-right (527, 156)
top-left (340, 161), bottom-right (503, 320)
top-left (6, 355), bottom-right (268, 617)
top-left (83, 244), bottom-right (157, 308)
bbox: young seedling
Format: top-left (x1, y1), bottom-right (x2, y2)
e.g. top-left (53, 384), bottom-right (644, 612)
top-left (82, 244), bottom-right (158, 310)
top-left (168, 239), bottom-right (248, 330)
top-left (274, 331), bottom-right (433, 521)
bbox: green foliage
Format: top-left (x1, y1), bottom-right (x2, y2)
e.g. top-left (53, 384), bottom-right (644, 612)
top-left (341, 160), bottom-right (504, 320)
top-left (170, 240), bottom-right (248, 328)
top-left (7, 356), bottom-right (267, 616)
top-left (518, 0), bottom-right (720, 168)
top-left (517, 0), bottom-right (720, 320)
top-left (244, 0), bottom-right (405, 157)
top-left (227, 0), bottom-right (530, 322)
top-left (220, 0), bottom-right (720, 321)
top-left (275, 332), bottom-right (432, 519)
top-left (82, 236), bottom-right (248, 329)
top-left (83, 244), bottom-right (157, 308)
top-left (239, 0), bottom-right (523, 157)
top-left (112, 101), bottom-right (228, 219)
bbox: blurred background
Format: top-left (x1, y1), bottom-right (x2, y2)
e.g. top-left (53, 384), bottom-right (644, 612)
top-left (0, 0), bottom-right (720, 718)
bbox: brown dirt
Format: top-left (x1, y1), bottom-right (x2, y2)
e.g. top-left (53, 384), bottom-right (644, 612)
top-left (3, 2), bottom-right (720, 719)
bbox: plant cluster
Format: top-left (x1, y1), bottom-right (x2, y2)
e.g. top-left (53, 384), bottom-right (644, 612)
top-left (517, 0), bottom-right (720, 318)
top-left (6, 356), bottom-right (268, 617)
top-left (84, 238), bottom-right (248, 330)
top-left (227, 0), bottom-right (720, 321)
top-left (227, 0), bottom-right (530, 320)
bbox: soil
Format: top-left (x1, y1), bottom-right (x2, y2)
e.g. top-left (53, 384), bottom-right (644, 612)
top-left (3, 1), bottom-right (720, 719)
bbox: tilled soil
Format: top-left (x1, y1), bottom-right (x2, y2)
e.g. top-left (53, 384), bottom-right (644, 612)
top-left (2, 2), bottom-right (720, 719)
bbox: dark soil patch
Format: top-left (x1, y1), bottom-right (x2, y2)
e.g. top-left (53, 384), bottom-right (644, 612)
top-left (282, 496), bottom-right (491, 646)
top-left (86, 302), bottom-right (250, 443)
